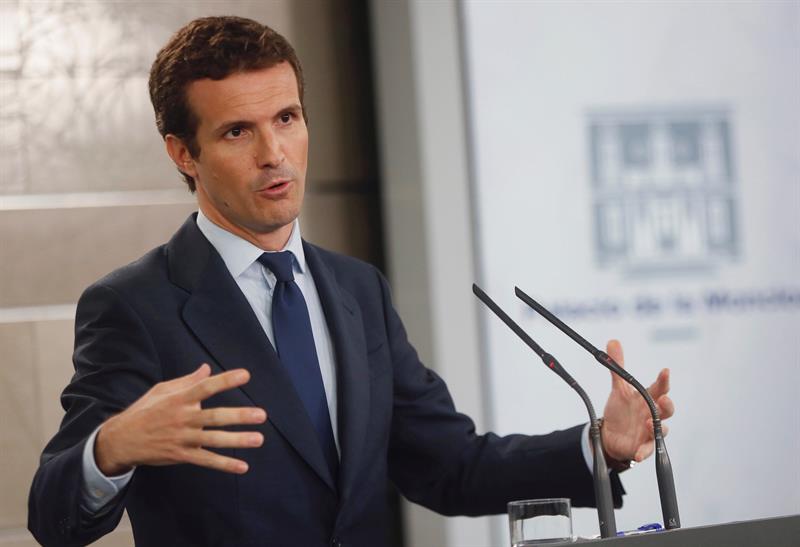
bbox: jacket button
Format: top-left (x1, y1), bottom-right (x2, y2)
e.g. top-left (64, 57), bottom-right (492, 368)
top-left (330, 537), bottom-right (342, 547)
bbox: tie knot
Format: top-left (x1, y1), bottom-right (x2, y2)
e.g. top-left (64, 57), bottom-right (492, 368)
top-left (258, 251), bottom-right (295, 282)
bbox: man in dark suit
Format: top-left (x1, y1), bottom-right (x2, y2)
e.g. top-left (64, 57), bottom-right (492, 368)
top-left (28, 16), bottom-right (673, 547)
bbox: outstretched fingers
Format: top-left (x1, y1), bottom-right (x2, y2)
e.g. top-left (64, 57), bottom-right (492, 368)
top-left (183, 369), bottom-right (251, 403)
top-left (157, 363), bottom-right (212, 394)
top-left (648, 368), bottom-right (671, 400)
top-left (656, 394), bottom-right (675, 420)
top-left (606, 339), bottom-right (629, 392)
top-left (183, 447), bottom-right (250, 474)
top-left (644, 419), bottom-right (671, 440)
top-left (185, 429), bottom-right (264, 450)
top-left (198, 407), bottom-right (267, 428)
top-left (634, 441), bottom-right (654, 463)
top-left (606, 339), bottom-right (625, 365)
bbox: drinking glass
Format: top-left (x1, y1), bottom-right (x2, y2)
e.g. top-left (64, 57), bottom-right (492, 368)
top-left (508, 498), bottom-right (573, 546)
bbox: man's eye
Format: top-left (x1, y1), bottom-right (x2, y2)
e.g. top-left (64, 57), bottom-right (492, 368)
top-left (226, 127), bottom-right (244, 138)
top-left (279, 113), bottom-right (293, 124)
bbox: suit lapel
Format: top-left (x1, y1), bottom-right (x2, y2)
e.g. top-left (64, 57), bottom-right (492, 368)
top-left (303, 243), bottom-right (370, 505)
top-left (167, 216), bottom-right (336, 492)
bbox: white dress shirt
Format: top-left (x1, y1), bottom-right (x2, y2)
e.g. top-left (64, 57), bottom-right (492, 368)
top-left (195, 211), bottom-right (339, 450)
top-left (81, 211), bottom-right (339, 512)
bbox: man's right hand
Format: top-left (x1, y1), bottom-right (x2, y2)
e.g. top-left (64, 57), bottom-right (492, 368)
top-left (95, 364), bottom-right (266, 476)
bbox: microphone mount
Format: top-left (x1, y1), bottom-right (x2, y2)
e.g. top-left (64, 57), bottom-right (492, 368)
top-left (472, 284), bottom-right (617, 538)
top-left (515, 286), bottom-right (681, 530)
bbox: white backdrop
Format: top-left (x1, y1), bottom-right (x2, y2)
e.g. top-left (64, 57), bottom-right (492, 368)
top-left (460, 0), bottom-right (800, 541)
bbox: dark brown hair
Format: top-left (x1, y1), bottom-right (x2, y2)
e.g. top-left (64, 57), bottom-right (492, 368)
top-left (148, 16), bottom-right (305, 191)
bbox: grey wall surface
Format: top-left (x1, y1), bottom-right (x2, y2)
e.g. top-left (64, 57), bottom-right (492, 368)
top-left (1, 1), bottom-right (383, 544)
top-left (370, 1), bottom-right (492, 545)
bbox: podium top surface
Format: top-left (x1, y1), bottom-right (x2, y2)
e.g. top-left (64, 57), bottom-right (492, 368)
top-left (578, 514), bottom-right (799, 546)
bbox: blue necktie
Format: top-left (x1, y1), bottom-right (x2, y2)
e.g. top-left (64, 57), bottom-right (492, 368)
top-left (258, 252), bottom-right (338, 478)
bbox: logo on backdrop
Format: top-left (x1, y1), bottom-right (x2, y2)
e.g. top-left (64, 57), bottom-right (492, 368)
top-left (588, 108), bottom-right (739, 275)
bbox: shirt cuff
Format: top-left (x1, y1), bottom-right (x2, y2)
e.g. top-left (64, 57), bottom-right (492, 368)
top-left (580, 422), bottom-right (594, 473)
top-left (81, 425), bottom-right (135, 514)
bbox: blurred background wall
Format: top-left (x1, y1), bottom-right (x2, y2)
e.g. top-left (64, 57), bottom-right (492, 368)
top-left (373, 0), bottom-right (799, 544)
top-left (459, 2), bottom-right (799, 543)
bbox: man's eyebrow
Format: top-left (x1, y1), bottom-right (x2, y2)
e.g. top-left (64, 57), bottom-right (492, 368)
top-left (278, 103), bottom-right (303, 114)
top-left (214, 103), bottom-right (303, 133)
top-left (215, 120), bottom-right (254, 134)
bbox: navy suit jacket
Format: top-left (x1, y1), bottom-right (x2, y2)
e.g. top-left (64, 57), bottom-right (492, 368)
top-left (28, 215), bottom-right (622, 546)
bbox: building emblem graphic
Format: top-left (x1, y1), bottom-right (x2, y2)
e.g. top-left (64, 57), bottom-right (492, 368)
top-left (588, 108), bottom-right (739, 275)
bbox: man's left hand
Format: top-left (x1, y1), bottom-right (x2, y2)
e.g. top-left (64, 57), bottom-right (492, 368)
top-left (601, 339), bottom-right (675, 463)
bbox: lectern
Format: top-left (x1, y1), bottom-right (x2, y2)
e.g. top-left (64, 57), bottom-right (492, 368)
top-left (577, 515), bottom-right (798, 546)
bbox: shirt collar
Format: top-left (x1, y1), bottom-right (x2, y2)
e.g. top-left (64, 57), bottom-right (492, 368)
top-left (195, 210), bottom-right (307, 279)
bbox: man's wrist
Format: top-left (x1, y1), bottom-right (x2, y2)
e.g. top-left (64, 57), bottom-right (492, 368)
top-left (81, 426), bottom-right (135, 515)
top-left (95, 416), bottom-right (134, 476)
top-left (597, 417), bottom-right (634, 473)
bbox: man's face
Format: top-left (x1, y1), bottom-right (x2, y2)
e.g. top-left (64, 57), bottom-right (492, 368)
top-left (173, 62), bottom-right (308, 247)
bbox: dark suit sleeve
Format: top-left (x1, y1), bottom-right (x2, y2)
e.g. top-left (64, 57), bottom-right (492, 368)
top-left (28, 283), bottom-right (162, 546)
top-left (377, 272), bottom-right (624, 516)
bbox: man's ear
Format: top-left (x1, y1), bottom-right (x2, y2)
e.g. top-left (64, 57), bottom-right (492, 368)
top-left (165, 135), bottom-right (199, 179)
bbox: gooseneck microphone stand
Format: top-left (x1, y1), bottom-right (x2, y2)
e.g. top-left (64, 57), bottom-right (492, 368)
top-left (515, 286), bottom-right (680, 530)
top-left (472, 284), bottom-right (617, 538)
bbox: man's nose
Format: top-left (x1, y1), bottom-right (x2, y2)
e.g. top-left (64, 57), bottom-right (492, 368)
top-left (255, 129), bottom-right (285, 167)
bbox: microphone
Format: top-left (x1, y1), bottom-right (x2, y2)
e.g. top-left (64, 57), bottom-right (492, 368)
top-left (514, 286), bottom-right (681, 530)
top-left (472, 284), bottom-right (617, 538)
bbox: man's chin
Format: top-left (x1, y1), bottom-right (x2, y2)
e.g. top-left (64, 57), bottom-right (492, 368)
top-left (247, 212), bottom-right (299, 236)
